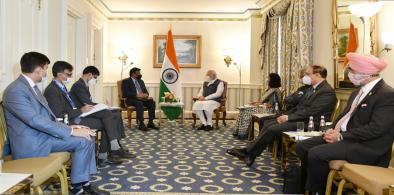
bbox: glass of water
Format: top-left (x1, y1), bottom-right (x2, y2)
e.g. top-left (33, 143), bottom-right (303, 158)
top-left (296, 122), bottom-right (304, 133)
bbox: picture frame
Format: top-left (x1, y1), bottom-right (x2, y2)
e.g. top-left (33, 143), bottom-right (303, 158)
top-left (337, 28), bottom-right (358, 59)
top-left (153, 35), bottom-right (201, 68)
top-left (335, 58), bottom-right (355, 89)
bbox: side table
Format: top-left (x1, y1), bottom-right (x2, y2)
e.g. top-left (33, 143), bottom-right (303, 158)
top-left (158, 102), bottom-right (185, 126)
top-left (0, 173), bottom-right (32, 194)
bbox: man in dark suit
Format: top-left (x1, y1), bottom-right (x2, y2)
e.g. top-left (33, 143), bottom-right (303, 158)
top-left (227, 65), bottom-right (337, 167)
top-left (2, 52), bottom-right (107, 194)
top-left (283, 68), bottom-right (310, 111)
top-left (296, 53), bottom-right (394, 194)
top-left (122, 67), bottom-right (158, 131)
top-left (70, 66), bottom-right (126, 138)
top-left (44, 61), bottom-right (134, 167)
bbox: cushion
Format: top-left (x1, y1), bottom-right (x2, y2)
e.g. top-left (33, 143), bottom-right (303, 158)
top-left (3, 156), bottom-right (63, 186)
top-left (329, 160), bottom-right (348, 170)
top-left (342, 163), bottom-right (394, 195)
top-left (49, 152), bottom-right (70, 164)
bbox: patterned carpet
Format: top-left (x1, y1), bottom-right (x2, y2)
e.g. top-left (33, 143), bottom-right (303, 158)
top-left (89, 120), bottom-right (286, 194)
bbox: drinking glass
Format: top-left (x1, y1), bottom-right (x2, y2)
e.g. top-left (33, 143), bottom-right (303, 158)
top-left (296, 122), bottom-right (304, 133)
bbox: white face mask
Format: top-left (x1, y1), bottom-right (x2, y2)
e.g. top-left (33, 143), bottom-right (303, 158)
top-left (302, 75), bottom-right (312, 85)
top-left (206, 76), bottom-right (211, 82)
top-left (348, 72), bottom-right (369, 86)
top-left (88, 78), bottom-right (97, 86)
top-left (62, 77), bottom-right (73, 85)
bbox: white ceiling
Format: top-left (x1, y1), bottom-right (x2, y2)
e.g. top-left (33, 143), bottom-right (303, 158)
top-left (98, 0), bottom-right (260, 13)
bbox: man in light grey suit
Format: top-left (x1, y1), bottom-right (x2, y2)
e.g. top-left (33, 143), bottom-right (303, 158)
top-left (2, 52), bottom-right (108, 194)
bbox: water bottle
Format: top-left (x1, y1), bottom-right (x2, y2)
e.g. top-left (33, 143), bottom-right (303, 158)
top-left (319, 116), bottom-right (326, 132)
top-left (274, 102), bottom-right (280, 115)
top-left (64, 114), bottom-right (69, 125)
top-left (307, 116), bottom-right (314, 132)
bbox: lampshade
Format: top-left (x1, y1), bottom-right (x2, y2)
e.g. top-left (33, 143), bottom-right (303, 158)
top-left (382, 32), bottom-right (394, 45)
top-left (348, 2), bottom-right (383, 19)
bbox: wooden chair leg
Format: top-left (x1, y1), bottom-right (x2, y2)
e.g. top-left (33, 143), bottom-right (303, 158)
top-left (337, 179), bottom-right (346, 195)
top-left (61, 165), bottom-right (69, 194)
top-left (215, 111), bottom-right (220, 130)
top-left (127, 110), bottom-right (132, 128)
top-left (272, 140), bottom-right (278, 161)
top-left (56, 171), bottom-right (68, 195)
top-left (222, 111), bottom-right (227, 126)
top-left (192, 113), bottom-right (196, 128)
top-left (325, 170), bottom-right (337, 195)
top-left (33, 186), bottom-right (44, 195)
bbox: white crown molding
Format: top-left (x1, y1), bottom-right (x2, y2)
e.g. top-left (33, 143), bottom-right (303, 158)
top-left (87, 0), bottom-right (262, 20)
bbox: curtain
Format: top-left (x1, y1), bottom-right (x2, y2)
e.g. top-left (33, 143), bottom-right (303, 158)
top-left (280, 0), bottom-right (314, 95)
top-left (260, 0), bottom-right (313, 96)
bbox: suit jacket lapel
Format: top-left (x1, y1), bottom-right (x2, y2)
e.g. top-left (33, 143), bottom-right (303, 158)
top-left (349, 79), bottom-right (385, 118)
top-left (18, 76), bottom-right (56, 119)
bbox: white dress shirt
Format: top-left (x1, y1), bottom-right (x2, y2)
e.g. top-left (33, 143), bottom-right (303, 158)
top-left (22, 74), bottom-right (37, 95)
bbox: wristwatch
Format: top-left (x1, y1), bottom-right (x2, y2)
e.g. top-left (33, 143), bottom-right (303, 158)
top-left (337, 133), bottom-right (343, 142)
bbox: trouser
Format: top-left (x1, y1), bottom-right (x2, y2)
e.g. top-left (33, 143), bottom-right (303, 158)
top-left (73, 110), bottom-right (121, 153)
top-left (50, 136), bottom-right (96, 183)
top-left (295, 136), bottom-right (347, 192)
top-left (127, 99), bottom-right (156, 124)
top-left (194, 110), bottom-right (213, 126)
top-left (246, 119), bottom-right (297, 157)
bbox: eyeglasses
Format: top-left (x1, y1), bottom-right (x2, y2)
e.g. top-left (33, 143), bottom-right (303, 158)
top-left (63, 72), bottom-right (73, 77)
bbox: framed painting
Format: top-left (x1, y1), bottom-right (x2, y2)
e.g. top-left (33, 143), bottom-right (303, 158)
top-left (153, 35), bottom-right (201, 68)
top-left (337, 28), bottom-right (358, 59)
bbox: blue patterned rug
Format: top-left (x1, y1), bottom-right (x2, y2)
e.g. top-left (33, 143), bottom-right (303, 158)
top-left (90, 120), bottom-right (286, 194)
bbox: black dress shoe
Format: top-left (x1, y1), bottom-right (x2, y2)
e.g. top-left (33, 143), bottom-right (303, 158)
top-left (138, 124), bottom-right (149, 131)
top-left (110, 148), bottom-right (136, 159)
top-left (226, 148), bottom-right (247, 159)
top-left (147, 122), bottom-right (159, 130)
top-left (244, 155), bottom-right (255, 167)
top-left (83, 185), bottom-right (110, 195)
top-left (205, 125), bottom-right (213, 131)
top-left (197, 124), bottom-right (206, 130)
top-left (237, 134), bottom-right (248, 140)
top-left (98, 157), bottom-right (123, 167)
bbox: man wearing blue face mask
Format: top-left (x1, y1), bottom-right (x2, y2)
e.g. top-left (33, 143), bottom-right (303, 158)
top-left (296, 52), bottom-right (394, 194)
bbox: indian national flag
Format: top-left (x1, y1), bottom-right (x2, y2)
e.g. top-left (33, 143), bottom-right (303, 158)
top-left (159, 30), bottom-right (182, 120)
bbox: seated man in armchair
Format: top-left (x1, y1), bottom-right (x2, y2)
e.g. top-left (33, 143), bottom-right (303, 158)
top-left (192, 70), bottom-right (224, 131)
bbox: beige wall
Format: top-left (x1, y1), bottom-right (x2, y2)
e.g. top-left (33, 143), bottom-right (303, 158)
top-left (313, 0), bottom-right (334, 86)
top-left (313, 0), bottom-right (394, 88)
top-left (378, 2), bottom-right (394, 87)
top-left (104, 18), bottom-right (262, 85)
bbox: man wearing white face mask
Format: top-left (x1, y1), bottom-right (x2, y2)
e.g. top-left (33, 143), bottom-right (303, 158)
top-left (70, 66), bottom-right (127, 140)
top-left (192, 70), bottom-right (224, 131)
top-left (296, 53), bottom-right (394, 194)
top-left (44, 61), bottom-right (136, 168)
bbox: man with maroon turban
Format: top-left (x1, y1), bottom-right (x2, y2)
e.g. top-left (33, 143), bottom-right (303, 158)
top-left (295, 52), bottom-right (394, 194)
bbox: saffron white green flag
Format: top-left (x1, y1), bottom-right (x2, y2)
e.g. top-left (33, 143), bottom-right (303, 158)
top-left (159, 30), bottom-right (182, 120)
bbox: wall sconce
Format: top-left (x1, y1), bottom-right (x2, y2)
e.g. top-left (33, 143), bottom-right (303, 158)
top-left (224, 56), bottom-right (233, 67)
top-left (118, 50), bottom-right (133, 79)
top-left (381, 32), bottom-right (394, 53)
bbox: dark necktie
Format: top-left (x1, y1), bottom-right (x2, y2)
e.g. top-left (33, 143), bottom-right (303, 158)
top-left (58, 84), bottom-right (76, 108)
top-left (134, 80), bottom-right (142, 94)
